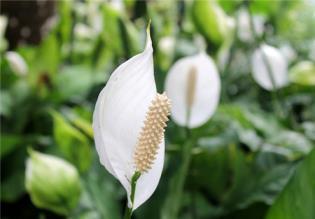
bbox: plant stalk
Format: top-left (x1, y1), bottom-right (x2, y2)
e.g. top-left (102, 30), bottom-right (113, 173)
top-left (123, 171), bottom-right (141, 219)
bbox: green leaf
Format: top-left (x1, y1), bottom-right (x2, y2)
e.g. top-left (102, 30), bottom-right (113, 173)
top-left (249, 0), bottom-right (280, 15)
top-left (0, 134), bottom-right (21, 158)
top-left (1, 169), bottom-right (25, 202)
top-left (78, 155), bottom-right (121, 219)
top-left (0, 91), bottom-right (12, 116)
top-left (52, 111), bottom-right (92, 172)
top-left (54, 65), bottom-right (94, 102)
top-left (1, 146), bottom-right (27, 202)
top-left (269, 130), bottom-right (313, 158)
top-left (266, 149), bottom-right (315, 219)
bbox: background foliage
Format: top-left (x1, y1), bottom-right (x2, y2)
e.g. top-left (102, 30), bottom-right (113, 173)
top-left (1, 0), bottom-right (314, 218)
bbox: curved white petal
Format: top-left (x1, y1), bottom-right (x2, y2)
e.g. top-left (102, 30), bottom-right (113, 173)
top-left (251, 44), bottom-right (289, 91)
top-left (93, 29), bottom-right (164, 209)
top-left (165, 53), bottom-right (221, 128)
top-left (132, 140), bottom-right (164, 210)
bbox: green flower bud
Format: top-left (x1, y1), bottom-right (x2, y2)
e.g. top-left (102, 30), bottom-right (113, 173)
top-left (25, 149), bottom-right (81, 215)
top-left (192, 0), bottom-right (232, 47)
top-left (289, 61), bottom-right (315, 86)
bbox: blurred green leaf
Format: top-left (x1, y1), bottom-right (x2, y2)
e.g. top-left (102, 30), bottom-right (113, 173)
top-left (1, 169), bottom-right (25, 202)
top-left (269, 130), bottom-right (313, 158)
top-left (249, 0), bottom-right (280, 15)
top-left (223, 149), bottom-right (294, 209)
top-left (54, 65), bottom-right (93, 102)
top-left (0, 134), bottom-right (21, 158)
top-left (266, 149), bottom-right (315, 219)
top-left (57, 0), bottom-right (73, 45)
top-left (78, 155), bottom-right (121, 219)
top-left (0, 91), bottom-right (12, 116)
top-left (52, 111), bottom-right (92, 172)
top-left (34, 35), bottom-right (60, 77)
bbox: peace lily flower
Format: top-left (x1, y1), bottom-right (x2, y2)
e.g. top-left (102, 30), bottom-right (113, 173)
top-left (251, 44), bottom-right (289, 91)
top-left (165, 52), bottom-right (221, 128)
top-left (92, 25), bottom-right (171, 212)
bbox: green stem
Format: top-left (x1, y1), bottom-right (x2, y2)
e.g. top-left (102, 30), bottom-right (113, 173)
top-left (167, 139), bottom-right (194, 219)
top-left (123, 171), bottom-right (141, 219)
top-left (162, 116), bottom-right (194, 219)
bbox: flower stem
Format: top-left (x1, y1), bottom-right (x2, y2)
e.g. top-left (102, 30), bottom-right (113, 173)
top-left (123, 171), bottom-right (141, 219)
top-left (163, 139), bottom-right (194, 219)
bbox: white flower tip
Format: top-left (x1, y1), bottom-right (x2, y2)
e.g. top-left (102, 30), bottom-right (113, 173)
top-left (145, 20), bottom-right (153, 52)
top-left (134, 93), bottom-right (171, 173)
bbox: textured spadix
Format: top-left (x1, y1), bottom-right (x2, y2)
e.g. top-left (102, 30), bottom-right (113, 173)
top-left (134, 93), bottom-right (171, 173)
top-left (93, 28), bottom-right (166, 210)
top-left (251, 44), bottom-right (289, 91)
top-left (165, 53), bottom-right (221, 128)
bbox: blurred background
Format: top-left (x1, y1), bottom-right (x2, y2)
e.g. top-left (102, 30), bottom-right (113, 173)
top-left (1, 0), bottom-right (315, 219)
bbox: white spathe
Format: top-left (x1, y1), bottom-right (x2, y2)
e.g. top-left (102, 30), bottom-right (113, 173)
top-left (5, 51), bottom-right (28, 76)
top-left (92, 28), bottom-right (164, 210)
top-left (237, 9), bottom-right (264, 42)
top-left (165, 53), bottom-right (221, 128)
top-left (251, 44), bottom-right (289, 91)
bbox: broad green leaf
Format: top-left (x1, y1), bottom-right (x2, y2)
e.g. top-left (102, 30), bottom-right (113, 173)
top-left (269, 130), bottom-right (313, 158)
top-left (266, 149), bottom-right (315, 219)
top-left (54, 65), bottom-right (93, 102)
top-left (218, 145), bottom-right (294, 210)
top-left (33, 34), bottom-right (60, 77)
top-left (52, 111), bottom-right (92, 172)
top-left (78, 155), bottom-right (121, 219)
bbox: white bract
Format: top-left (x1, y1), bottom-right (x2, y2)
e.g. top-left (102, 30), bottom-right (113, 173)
top-left (165, 53), bottom-right (221, 128)
top-left (93, 27), bottom-right (170, 210)
top-left (280, 44), bottom-right (297, 63)
top-left (251, 44), bottom-right (289, 91)
top-left (237, 9), bottom-right (264, 42)
top-left (5, 51), bottom-right (28, 76)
